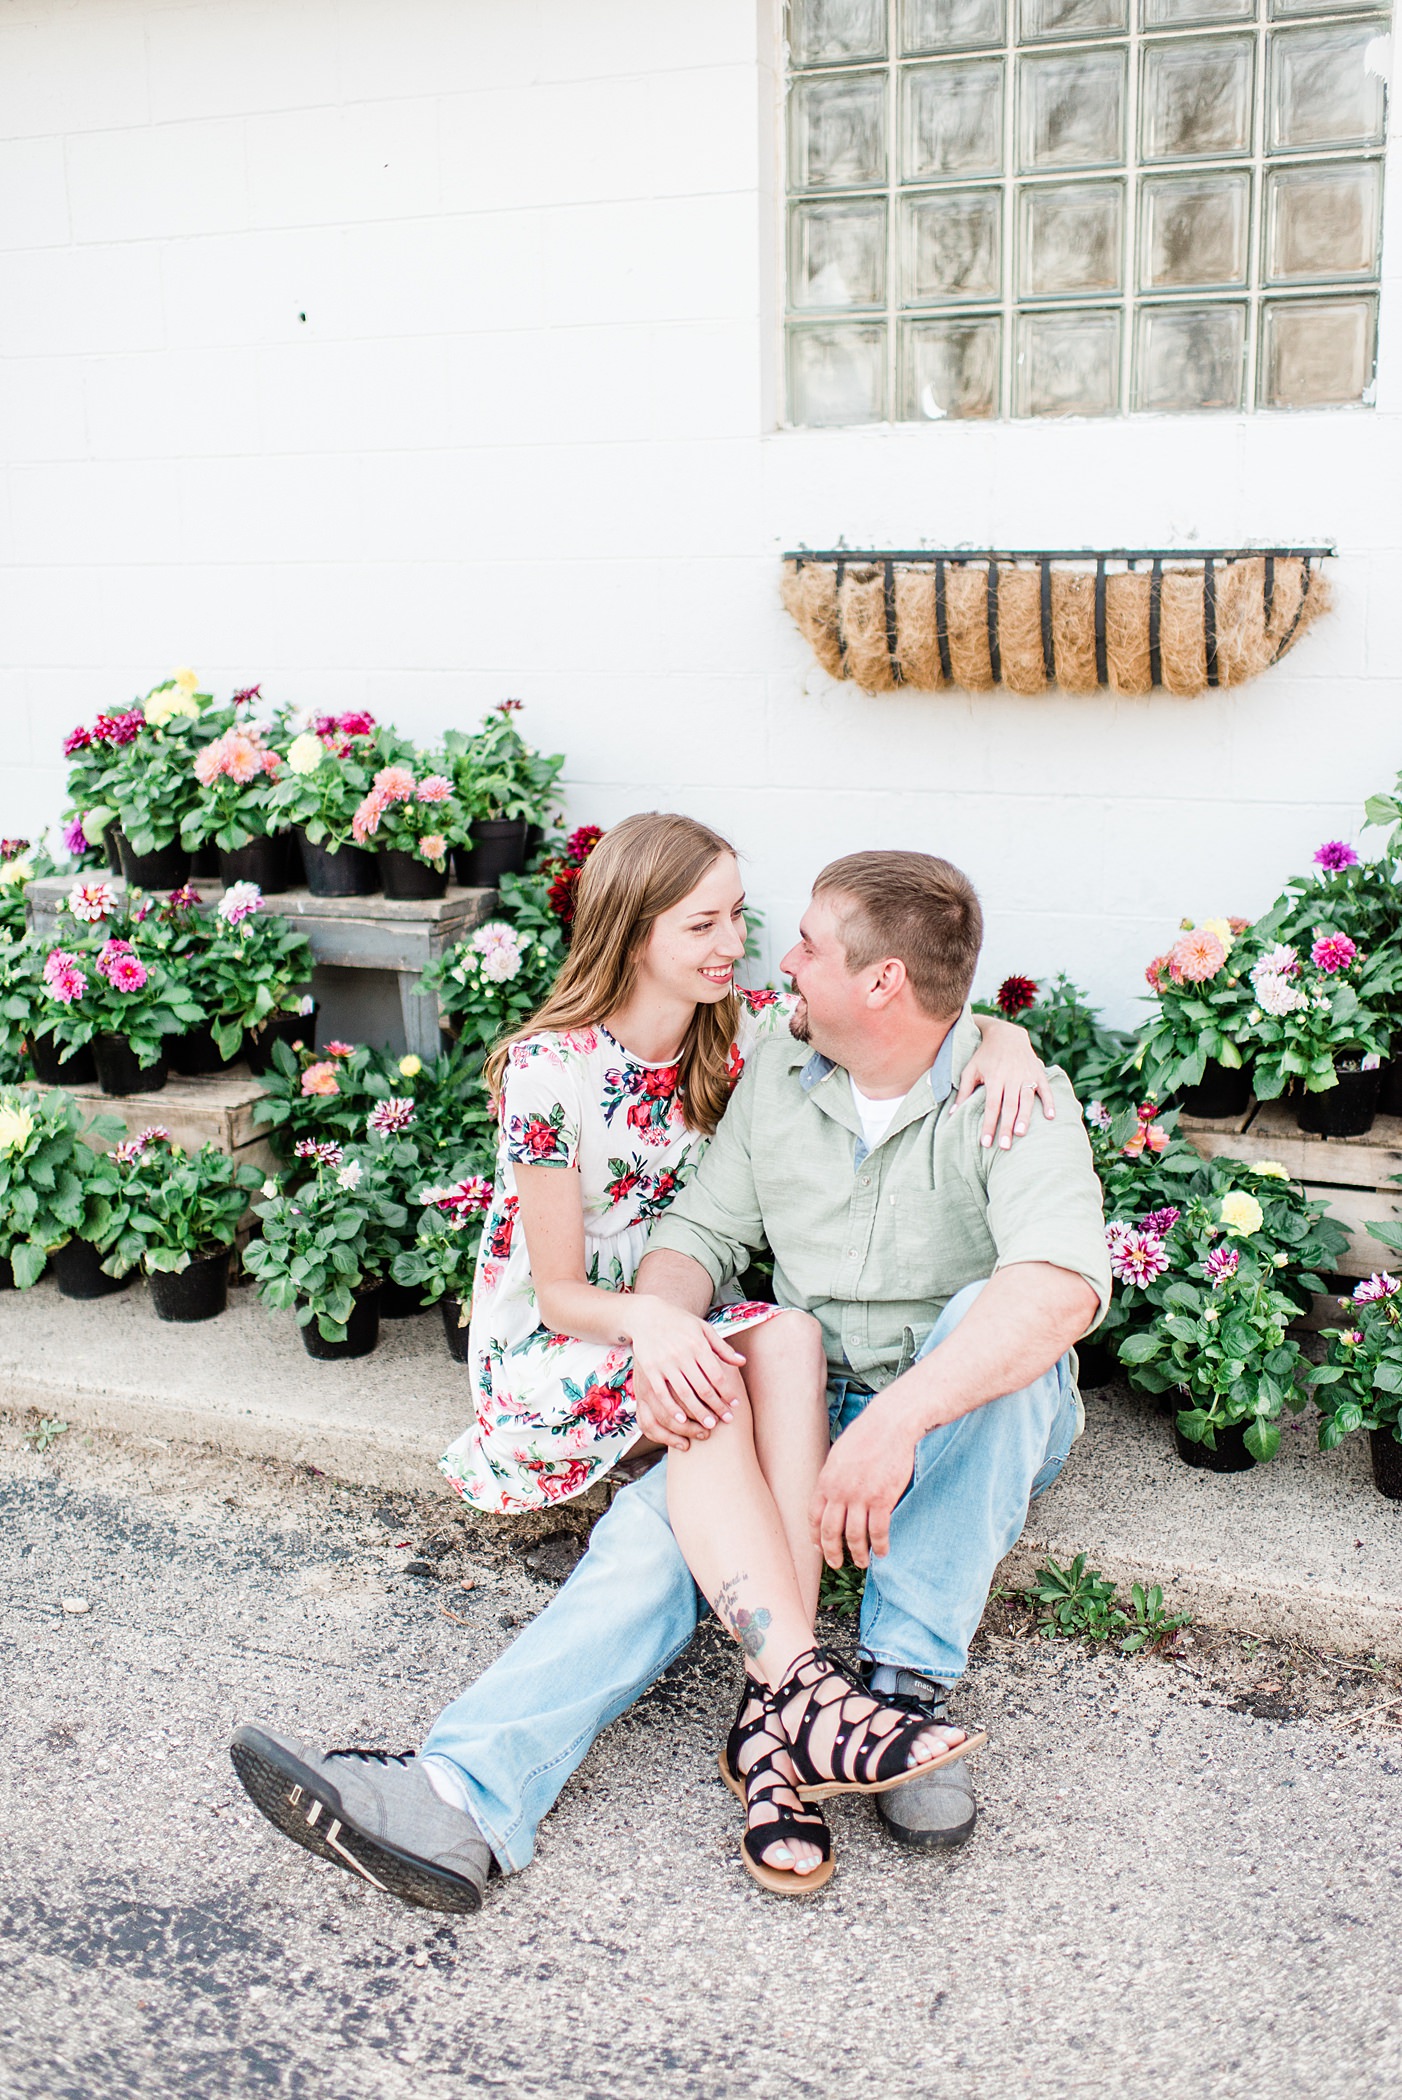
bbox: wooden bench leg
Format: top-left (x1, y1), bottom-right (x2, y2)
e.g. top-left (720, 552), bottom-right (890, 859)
top-left (398, 972), bottom-right (445, 1064)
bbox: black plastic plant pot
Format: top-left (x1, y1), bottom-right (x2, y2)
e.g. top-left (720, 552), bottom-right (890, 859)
top-left (149, 1247), bottom-right (230, 1323)
top-left (52, 1238), bottom-right (130, 1300)
top-left (191, 840), bottom-right (221, 878)
top-left (1296, 1064), bottom-right (1382, 1140)
top-left (1073, 1338), bottom-right (1115, 1391)
top-left (300, 1286), bottom-right (382, 1361)
top-left (91, 1035), bottom-right (168, 1096)
top-left (380, 1276), bottom-right (426, 1319)
top-left (244, 1009), bottom-right (317, 1075)
top-left (1179, 1059), bottom-right (1252, 1121)
top-left (0, 1254), bottom-right (13, 1291)
top-left (29, 1035), bottom-right (97, 1087)
top-left (1370, 1427), bottom-right (1402, 1502)
top-left (441, 1295), bottom-right (470, 1363)
top-left (455, 818), bottom-right (528, 889)
top-left (217, 835), bottom-right (293, 894)
top-left (296, 829), bottom-right (379, 898)
top-left (379, 850), bottom-right (448, 901)
top-left (167, 1025), bottom-right (240, 1078)
top-left (1378, 1061), bottom-right (1402, 1119)
top-left (116, 835), bottom-right (191, 890)
top-left (1173, 1419), bottom-right (1256, 1473)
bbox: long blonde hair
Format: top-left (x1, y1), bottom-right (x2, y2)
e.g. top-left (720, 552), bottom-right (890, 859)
top-left (484, 812), bottom-right (741, 1137)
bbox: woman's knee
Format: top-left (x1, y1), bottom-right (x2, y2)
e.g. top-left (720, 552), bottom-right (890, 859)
top-left (741, 1307), bottom-right (825, 1373)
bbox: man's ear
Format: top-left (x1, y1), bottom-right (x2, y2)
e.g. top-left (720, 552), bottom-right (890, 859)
top-left (866, 957), bottom-right (907, 1009)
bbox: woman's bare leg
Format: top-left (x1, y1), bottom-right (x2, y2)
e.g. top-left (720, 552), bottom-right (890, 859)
top-left (726, 1311), bottom-right (829, 1625)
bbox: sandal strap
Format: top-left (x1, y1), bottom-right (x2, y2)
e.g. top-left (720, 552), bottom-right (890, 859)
top-left (742, 1810), bottom-right (832, 1873)
top-left (774, 1645), bottom-right (941, 1791)
top-left (733, 1672), bottom-right (832, 1869)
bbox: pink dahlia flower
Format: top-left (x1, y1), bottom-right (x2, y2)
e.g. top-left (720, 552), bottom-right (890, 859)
top-left (351, 789), bottom-right (387, 843)
top-left (1311, 933), bottom-right (1358, 974)
top-left (195, 726), bottom-right (277, 787)
top-left (43, 948), bottom-right (87, 1003)
top-left (295, 1138), bottom-right (344, 1167)
top-left (1353, 1272), bottom-right (1400, 1303)
top-left (367, 1096), bottom-right (415, 1135)
top-left (1140, 1207), bottom-right (1181, 1236)
top-left (1204, 1246), bottom-right (1239, 1287)
top-left (324, 1040), bottom-right (356, 1059)
top-left (97, 940), bottom-right (148, 992)
top-left (415, 775), bottom-right (452, 804)
top-left (418, 834), bottom-right (447, 862)
top-left (1109, 1229), bottom-right (1169, 1290)
top-left (1168, 929), bottom-right (1227, 983)
top-left (1313, 841), bottom-right (1359, 871)
top-left (63, 725), bottom-right (93, 756)
top-left (300, 1062), bottom-right (340, 1098)
top-left (371, 765), bottom-right (416, 806)
top-left (94, 710), bottom-right (144, 746)
top-left (436, 1176), bottom-right (493, 1222)
top-left (62, 817), bottom-right (91, 858)
top-left (216, 880), bottom-right (263, 927)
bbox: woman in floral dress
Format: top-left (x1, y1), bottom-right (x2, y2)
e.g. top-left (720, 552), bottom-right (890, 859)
top-left (440, 813), bottom-right (1042, 1896)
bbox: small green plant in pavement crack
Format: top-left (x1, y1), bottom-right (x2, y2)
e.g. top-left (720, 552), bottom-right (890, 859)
top-left (819, 1561), bottom-right (867, 1617)
top-left (24, 1415), bottom-right (69, 1454)
top-left (1025, 1554), bottom-right (1191, 1654)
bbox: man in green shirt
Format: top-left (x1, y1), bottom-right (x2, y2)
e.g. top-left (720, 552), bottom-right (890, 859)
top-left (632, 849), bottom-right (1110, 1848)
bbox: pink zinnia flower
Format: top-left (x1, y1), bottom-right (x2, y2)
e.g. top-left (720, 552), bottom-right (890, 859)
top-left (300, 1062), bottom-right (340, 1098)
top-left (1168, 929), bottom-right (1227, 984)
top-left (1314, 841), bottom-right (1359, 871)
top-left (1140, 1207), bottom-right (1181, 1235)
top-left (1109, 1230), bottom-right (1169, 1289)
top-left (1204, 1246), bottom-right (1239, 1287)
top-left (415, 775), bottom-right (452, 803)
top-left (43, 949), bottom-right (87, 1003)
top-left (68, 880), bottom-right (117, 924)
top-left (1311, 933), bottom-right (1357, 974)
top-left (371, 765), bottom-right (416, 806)
top-left (367, 1096), bottom-right (415, 1135)
top-left (324, 1040), bottom-right (356, 1059)
top-left (1353, 1272), bottom-right (1400, 1303)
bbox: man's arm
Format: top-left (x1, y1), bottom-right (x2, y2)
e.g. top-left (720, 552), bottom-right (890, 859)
top-left (809, 1260), bottom-right (1098, 1570)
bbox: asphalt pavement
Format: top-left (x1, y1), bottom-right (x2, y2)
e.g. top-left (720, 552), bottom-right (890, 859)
top-left (3, 1419), bottom-right (1400, 2100)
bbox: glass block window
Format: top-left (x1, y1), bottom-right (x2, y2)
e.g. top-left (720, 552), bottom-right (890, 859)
top-left (783, 0), bottom-right (1389, 422)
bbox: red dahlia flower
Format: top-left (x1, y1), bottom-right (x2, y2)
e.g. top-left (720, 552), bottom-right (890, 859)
top-left (995, 974), bottom-right (1038, 1017)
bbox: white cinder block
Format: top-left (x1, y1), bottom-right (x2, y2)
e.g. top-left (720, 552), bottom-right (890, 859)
top-left (0, 14), bottom-right (149, 138)
top-left (7, 461), bottom-right (185, 570)
top-left (533, 0), bottom-right (758, 82)
top-left (0, 136), bottom-right (69, 250)
top-left (246, 102), bottom-right (441, 229)
top-left (84, 348), bottom-right (265, 460)
top-left (159, 227), bottom-right (347, 348)
top-left (0, 358), bottom-right (88, 464)
top-left (334, 0), bottom-right (540, 101)
top-left (254, 336), bottom-right (451, 455)
top-left (445, 325), bottom-right (654, 448)
top-left (0, 245), bottom-right (165, 357)
top-left (146, 0), bottom-right (338, 121)
top-left (541, 194), bottom-right (760, 327)
top-left (66, 120), bottom-right (249, 245)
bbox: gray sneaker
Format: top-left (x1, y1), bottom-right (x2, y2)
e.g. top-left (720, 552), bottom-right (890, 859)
top-left (866, 1670), bottom-right (978, 1852)
top-left (230, 1723), bottom-right (494, 1912)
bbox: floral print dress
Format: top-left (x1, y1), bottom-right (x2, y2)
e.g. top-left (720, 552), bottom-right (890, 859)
top-left (440, 991), bottom-right (792, 1514)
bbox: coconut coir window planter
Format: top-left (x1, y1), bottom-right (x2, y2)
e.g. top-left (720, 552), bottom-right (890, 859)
top-left (782, 547), bottom-right (1333, 697)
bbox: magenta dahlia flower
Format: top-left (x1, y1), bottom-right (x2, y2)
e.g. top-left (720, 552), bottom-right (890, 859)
top-left (1313, 841), bottom-right (1359, 871)
top-left (62, 817), bottom-right (91, 858)
top-left (1204, 1246), bottom-right (1239, 1287)
top-left (1311, 933), bottom-right (1358, 974)
top-left (1353, 1272), bottom-right (1400, 1303)
top-left (63, 725), bottom-right (93, 756)
top-left (294, 1138), bottom-right (345, 1168)
top-left (367, 1096), bottom-right (415, 1135)
top-left (1140, 1207), bottom-right (1181, 1236)
top-left (43, 948), bottom-right (88, 1003)
top-left (1108, 1229), bottom-right (1169, 1289)
top-left (97, 940), bottom-right (148, 992)
top-left (435, 1176), bottom-right (493, 1222)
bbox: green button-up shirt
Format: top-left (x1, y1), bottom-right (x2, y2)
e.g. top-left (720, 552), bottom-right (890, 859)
top-left (646, 1012), bottom-right (1111, 1394)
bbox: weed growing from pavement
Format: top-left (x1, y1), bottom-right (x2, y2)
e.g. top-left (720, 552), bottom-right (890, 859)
top-left (1018, 1553), bottom-right (1193, 1654)
top-left (23, 1416), bottom-right (68, 1455)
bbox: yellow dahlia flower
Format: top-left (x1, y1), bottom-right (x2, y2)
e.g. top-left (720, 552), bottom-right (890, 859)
top-left (287, 732), bottom-right (324, 775)
top-left (146, 688), bottom-right (200, 728)
top-left (0, 1103), bottom-right (34, 1152)
top-left (1251, 1162), bottom-right (1289, 1180)
top-left (1219, 1191), bottom-right (1264, 1238)
top-left (398, 1055), bottom-right (422, 1078)
top-left (1200, 916), bottom-right (1235, 954)
top-left (0, 858), bottom-right (33, 887)
top-left (172, 666), bottom-right (201, 696)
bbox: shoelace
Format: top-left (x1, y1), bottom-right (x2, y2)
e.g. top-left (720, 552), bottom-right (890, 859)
top-left (325, 1746), bottom-right (418, 1765)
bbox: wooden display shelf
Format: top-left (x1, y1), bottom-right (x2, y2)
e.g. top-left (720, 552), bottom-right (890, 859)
top-left (33, 1065), bottom-right (277, 1175)
top-left (26, 874), bottom-right (497, 1061)
top-left (1181, 1098), bottom-right (1402, 1279)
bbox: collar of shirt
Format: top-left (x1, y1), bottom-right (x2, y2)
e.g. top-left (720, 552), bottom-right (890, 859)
top-left (793, 1011), bottom-right (978, 1165)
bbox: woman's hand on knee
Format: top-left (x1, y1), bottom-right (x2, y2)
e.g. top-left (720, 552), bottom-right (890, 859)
top-left (626, 1297), bottom-right (745, 1443)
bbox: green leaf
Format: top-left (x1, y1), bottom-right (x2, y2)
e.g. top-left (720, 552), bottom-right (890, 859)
top-left (1242, 1419), bottom-right (1281, 1464)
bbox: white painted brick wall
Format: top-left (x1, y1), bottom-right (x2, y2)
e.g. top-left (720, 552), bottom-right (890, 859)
top-left (0, 0), bottom-right (1398, 1028)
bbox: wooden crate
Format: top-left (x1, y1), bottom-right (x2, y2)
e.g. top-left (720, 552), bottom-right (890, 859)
top-left (1182, 1098), bottom-right (1402, 1279)
top-left (33, 1066), bottom-right (278, 1176)
top-left (27, 875), bottom-right (497, 1060)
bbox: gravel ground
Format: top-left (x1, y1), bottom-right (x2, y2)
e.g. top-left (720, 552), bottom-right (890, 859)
top-left (3, 1415), bottom-right (1401, 2100)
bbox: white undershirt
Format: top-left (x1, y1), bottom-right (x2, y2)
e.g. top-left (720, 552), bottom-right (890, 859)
top-left (850, 1076), bottom-right (900, 1153)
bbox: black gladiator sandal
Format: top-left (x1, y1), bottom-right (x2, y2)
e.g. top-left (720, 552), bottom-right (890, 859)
top-left (771, 1646), bottom-right (987, 1804)
top-left (718, 1674), bottom-right (834, 1898)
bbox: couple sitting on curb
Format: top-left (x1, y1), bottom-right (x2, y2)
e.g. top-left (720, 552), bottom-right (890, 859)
top-left (232, 816), bottom-right (1111, 1903)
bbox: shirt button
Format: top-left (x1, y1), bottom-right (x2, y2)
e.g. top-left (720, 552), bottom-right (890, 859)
top-left (860, 1175), bottom-right (870, 1186)
top-left (847, 1248), bottom-right (856, 1258)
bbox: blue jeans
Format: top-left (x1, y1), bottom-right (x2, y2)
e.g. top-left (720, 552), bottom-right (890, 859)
top-left (420, 1280), bottom-right (1080, 1871)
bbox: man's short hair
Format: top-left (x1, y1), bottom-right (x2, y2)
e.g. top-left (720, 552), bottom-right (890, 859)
top-left (813, 851), bottom-right (984, 1019)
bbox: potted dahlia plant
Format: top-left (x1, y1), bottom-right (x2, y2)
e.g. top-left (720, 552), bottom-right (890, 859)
top-left (0, 1088), bottom-right (126, 1296)
top-left (1115, 1183), bottom-right (1311, 1470)
top-left (36, 882), bottom-right (201, 1095)
top-left (184, 713), bottom-right (291, 891)
top-left (1139, 917), bottom-right (1257, 1116)
top-left (1310, 1271), bottom-right (1402, 1501)
top-left (250, 1038), bottom-right (384, 1158)
top-left (350, 756), bottom-right (465, 900)
top-left (983, 972), bottom-right (1138, 1115)
top-left (1266, 838), bottom-right (1402, 1114)
top-left (390, 1168), bottom-right (494, 1358)
top-left (266, 711), bottom-right (382, 895)
top-left (195, 882), bottom-right (316, 1069)
top-left (99, 1128), bottom-right (264, 1321)
top-left (80, 672), bottom-right (213, 887)
top-left (244, 1142), bottom-right (407, 1359)
top-left (444, 701), bottom-right (564, 886)
top-left (1242, 930), bottom-right (1400, 1137)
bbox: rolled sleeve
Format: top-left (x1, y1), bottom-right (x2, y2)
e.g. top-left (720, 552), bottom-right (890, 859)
top-left (644, 1059), bottom-right (767, 1290)
top-left (982, 1074), bottom-right (1112, 1329)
